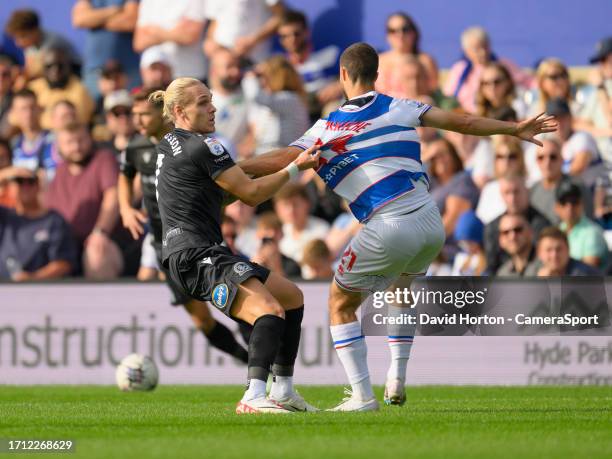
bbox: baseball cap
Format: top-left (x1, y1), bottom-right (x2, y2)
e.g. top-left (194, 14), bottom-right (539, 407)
top-left (101, 60), bottom-right (124, 79)
top-left (589, 37), bottom-right (612, 64)
top-left (453, 210), bottom-right (484, 244)
top-left (545, 98), bottom-right (571, 117)
top-left (555, 180), bottom-right (582, 203)
top-left (140, 47), bottom-right (172, 70)
top-left (103, 89), bottom-right (132, 112)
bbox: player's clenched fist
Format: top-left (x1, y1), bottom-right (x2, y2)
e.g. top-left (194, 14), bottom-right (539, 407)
top-left (294, 146), bottom-right (321, 170)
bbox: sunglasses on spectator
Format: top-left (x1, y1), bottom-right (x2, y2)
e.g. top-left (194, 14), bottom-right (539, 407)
top-left (482, 77), bottom-right (506, 87)
top-left (495, 153), bottom-right (519, 160)
top-left (545, 73), bottom-right (567, 81)
top-left (13, 177), bottom-right (38, 185)
top-left (387, 25), bottom-right (414, 35)
top-left (536, 154), bottom-right (560, 161)
top-left (500, 225), bottom-right (524, 236)
top-left (111, 107), bottom-right (132, 117)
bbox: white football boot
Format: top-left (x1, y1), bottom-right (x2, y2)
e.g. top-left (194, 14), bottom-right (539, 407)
top-left (270, 391), bottom-right (320, 412)
top-left (327, 388), bottom-right (379, 412)
top-left (235, 397), bottom-right (293, 414)
top-left (383, 379), bottom-right (406, 406)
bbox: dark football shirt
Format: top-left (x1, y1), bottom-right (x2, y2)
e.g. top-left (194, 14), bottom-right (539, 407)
top-left (155, 128), bottom-right (235, 263)
top-left (119, 134), bottom-right (163, 241)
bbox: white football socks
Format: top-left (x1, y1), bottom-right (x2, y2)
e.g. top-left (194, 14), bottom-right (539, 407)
top-left (386, 304), bottom-right (415, 384)
top-left (243, 378), bottom-right (267, 401)
top-left (269, 376), bottom-right (294, 400)
top-left (330, 321), bottom-right (374, 401)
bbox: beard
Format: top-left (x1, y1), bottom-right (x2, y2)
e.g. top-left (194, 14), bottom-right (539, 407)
top-left (219, 77), bottom-right (241, 92)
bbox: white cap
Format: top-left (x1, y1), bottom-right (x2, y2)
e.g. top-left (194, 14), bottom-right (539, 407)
top-left (104, 90), bottom-right (133, 112)
top-left (139, 47), bottom-right (173, 70)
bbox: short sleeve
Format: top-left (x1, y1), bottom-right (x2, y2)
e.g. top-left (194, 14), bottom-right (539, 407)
top-left (388, 98), bottom-right (432, 128)
top-left (582, 226), bottom-right (608, 260)
top-left (119, 147), bottom-right (136, 178)
top-left (205, 0), bottom-right (222, 19)
top-left (290, 119), bottom-right (327, 150)
top-left (184, 0), bottom-right (207, 22)
top-left (191, 136), bottom-right (235, 179)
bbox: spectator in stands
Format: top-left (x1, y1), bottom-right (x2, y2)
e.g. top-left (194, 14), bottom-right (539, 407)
top-left (0, 167), bottom-right (76, 281)
top-left (208, 48), bottom-right (249, 156)
top-left (444, 26), bottom-right (532, 113)
top-left (251, 211), bottom-right (301, 278)
top-left (100, 90), bottom-right (134, 155)
top-left (475, 62), bottom-right (526, 119)
top-left (496, 213), bottom-right (536, 276)
top-left (0, 55), bottom-right (16, 139)
top-left (428, 138), bottom-right (480, 238)
top-left (594, 165), bottom-right (612, 229)
top-left (133, 0), bottom-right (208, 80)
top-left (248, 55), bottom-right (309, 155)
top-left (544, 98), bottom-right (601, 179)
top-left (138, 49), bottom-right (172, 90)
top-left (274, 183), bottom-right (330, 264)
top-left (0, 33), bottom-right (25, 68)
top-left (0, 139), bottom-right (15, 208)
top-left (325, 201), bottom-right (361, 261)
top-left (476, 136), bottom-right (526, 224)
top-left (4, 9), bottom-right (81, 81)
top-left (48, 100), bottom-right (78, 133)
top-left (220, 214), bottom-right (246, 258)
top-left (530, 138), bottom-right (592, 225)
top-left (28, 47), bottom-right (94, 129)
top-left (224, 200), bottom-right (258, 258)
top-left (530, 226), bottom-right (600, 276)
top-left (8, 89), bottom-right (58, 181)
top-left (204, 0), bottom-right (285, 63)
top-left (377, 12), bottom-right (438, 97)
top-left (527, 58), bottom-right (575, 118)
top-left (469, 106), bottom-right (518, 188)
top-left (554, 180), bottom-right (608, 270)
top-left (45, 123), bottom-right (123, 279)
top-left (399, 55), bottom-right (458, 111)
top-left (277, 10), bottom-right (342, 119)
top-left (484, 174), bottom-right (551, 272)
top-left (301, 239), bottom-right (333, 280)
top-left (578, 37), bottom-right (612, 162)
top-left (71, 0), bottom-right (140, 98)
top-left (451, 210), bottom-right (487, 275)
top-left (93, 60), bottom-right (129, 121)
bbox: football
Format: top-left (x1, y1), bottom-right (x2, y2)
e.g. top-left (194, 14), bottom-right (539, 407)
top-left (115, 354), bottom-right (159, 392)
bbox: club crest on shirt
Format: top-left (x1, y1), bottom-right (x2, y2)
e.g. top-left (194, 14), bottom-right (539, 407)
top-left (204, 137), bottom-right (226, 156)
top-left (233, 262), bottom-right (253, 277)
top-left (212, 283), bottom-right (229, 309)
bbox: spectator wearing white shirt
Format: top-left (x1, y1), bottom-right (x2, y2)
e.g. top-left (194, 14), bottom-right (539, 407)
top-left (204, 0), bottom-right (285, 63)
top-left (274, 183), bottom-right (330, 264)
top-left (133, 0), bottom-right (208, 80)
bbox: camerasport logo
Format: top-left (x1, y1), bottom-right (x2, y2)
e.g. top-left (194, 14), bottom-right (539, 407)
top-left (233, 262), bottom-right (253, 276)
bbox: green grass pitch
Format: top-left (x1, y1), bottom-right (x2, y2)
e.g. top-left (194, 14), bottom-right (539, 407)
top-left (1, 386), bottom-right (611, 459)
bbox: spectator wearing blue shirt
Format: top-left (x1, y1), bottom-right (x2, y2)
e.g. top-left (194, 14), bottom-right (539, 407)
top-left (0, 167), bottom-right (76, 281)
top-left (72, 0), bottom-right (141, 99)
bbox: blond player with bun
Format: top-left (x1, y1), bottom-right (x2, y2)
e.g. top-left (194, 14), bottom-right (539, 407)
top-left (152, 77), bottom-right (321, 414)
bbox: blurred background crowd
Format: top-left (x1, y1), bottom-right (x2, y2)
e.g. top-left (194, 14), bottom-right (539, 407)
top-left (0, 0), bottom-right (611, 282)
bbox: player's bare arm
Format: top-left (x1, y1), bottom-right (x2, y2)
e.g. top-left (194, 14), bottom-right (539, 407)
top-left (117, 174), bottom-right (147, 240)
top-left (217, 146), bottom-right (320, 206)
top-left (421, 107), bottom-right (558, 146)
top-left (237, 146), bottom-right (303, 177)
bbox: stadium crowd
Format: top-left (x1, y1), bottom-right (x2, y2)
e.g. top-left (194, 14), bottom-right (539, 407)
top-left (0, 1), bottom-right (611, 281)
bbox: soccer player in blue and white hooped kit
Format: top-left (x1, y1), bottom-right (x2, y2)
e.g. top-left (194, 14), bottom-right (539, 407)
top-left (240, 42), bottom-right (557, 411)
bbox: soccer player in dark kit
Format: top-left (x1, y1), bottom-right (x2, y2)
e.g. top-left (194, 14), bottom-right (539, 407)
top-left (118, 88), bottom-right (250, 365)
top-left (151, 77), bottom-right (321, 414)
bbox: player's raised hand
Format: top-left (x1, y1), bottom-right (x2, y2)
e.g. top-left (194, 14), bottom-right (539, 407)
top-left (120, 207), bottom-right (147, 240)
top-left (515, 113), bottom-right (558, 146)
top-left (294, 146), bottom-right (321, 171)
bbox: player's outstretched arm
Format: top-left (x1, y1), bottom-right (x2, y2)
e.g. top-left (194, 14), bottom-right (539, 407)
top-left (237, 146), bottom-right (303, 177)
top-left (216, 146), bottom-right (320, 206)
top-left (421, 107), bottom-right (558, 147)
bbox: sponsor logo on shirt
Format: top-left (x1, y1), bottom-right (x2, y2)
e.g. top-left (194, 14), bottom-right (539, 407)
top-left (33, 229), bottom-right (49, 243)
top-left (212, 283), bottom-right (229, 309)
top-left (323, 153), bottom-right (359, 183)
top-left (324, 120), bottom-right (371, 133)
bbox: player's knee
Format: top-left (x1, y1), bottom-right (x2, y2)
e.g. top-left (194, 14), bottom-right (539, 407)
top-left (259, 297), bottom-right (285, 319)
top-left (286, 283), bottom-right (304, 309)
